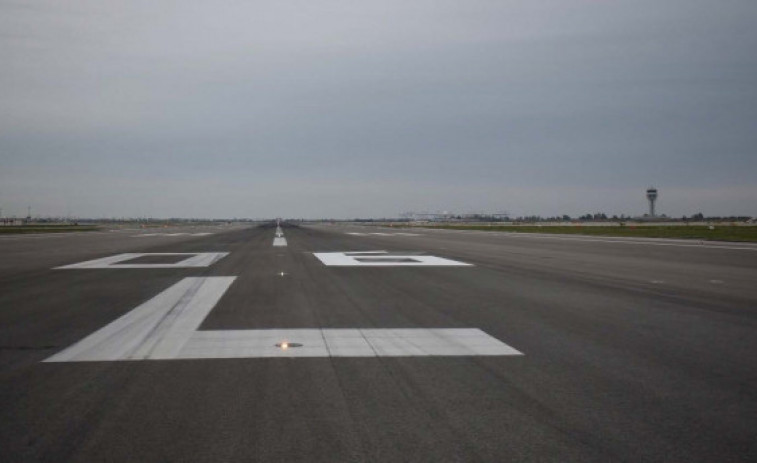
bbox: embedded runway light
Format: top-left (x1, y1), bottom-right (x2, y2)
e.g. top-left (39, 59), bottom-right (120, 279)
top-left (275, 342), bottom-right (302, 350)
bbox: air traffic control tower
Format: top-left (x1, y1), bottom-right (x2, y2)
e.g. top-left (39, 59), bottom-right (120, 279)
top-left (646, 187), bottom-right (658, 217)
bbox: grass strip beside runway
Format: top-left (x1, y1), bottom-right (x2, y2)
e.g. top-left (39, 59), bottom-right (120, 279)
top-left (0, 225), bottom-right (99, 234)
top-left (413, 225), bottom-right (757, 242)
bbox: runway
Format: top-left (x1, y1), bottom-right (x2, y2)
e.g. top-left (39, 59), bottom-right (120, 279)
top-left (1, 222), bottom-right (755, 462)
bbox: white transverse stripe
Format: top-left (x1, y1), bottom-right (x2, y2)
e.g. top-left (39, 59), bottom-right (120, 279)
top-left (56, 252), bottom-right (229, 269)
top-left (44, 278), bottom-right (519, 361)
top-left (181, 328), bottom-right (522, 358)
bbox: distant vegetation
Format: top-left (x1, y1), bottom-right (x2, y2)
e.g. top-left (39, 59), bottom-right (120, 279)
top-left (353, 212), bottom-right (753, 224)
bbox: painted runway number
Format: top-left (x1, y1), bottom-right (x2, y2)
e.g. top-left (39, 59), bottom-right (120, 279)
top-left (45, 277), bottom-right (520, 362)
top-left (56, 252), bottom-right (229, 269)
top-left (47, 249), bottom-right (519, 362)
top-left (314, 251), bottom-right (471, 267)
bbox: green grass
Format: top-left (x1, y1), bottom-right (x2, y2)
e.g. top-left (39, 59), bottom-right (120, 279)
top-left (0, 225), bottom-right (99, 234)
top-left (412, 225), bottom-right (757, 242)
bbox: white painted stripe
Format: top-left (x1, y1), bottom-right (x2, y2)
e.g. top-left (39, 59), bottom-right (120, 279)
top-left (180, 328), bottom-right (520, 358)
top-left (56, 252), bottom-right (229, 269)
top-left (273, 226), bottom-right (286, 246)
top-left (313, 252), bottom-right (471, 267)
top-left (135, 278), bottom-right (235, 360)
top-left (44, 277), bottom-right (236, 362)
top-left (49, 324), bottom-right (519, 361)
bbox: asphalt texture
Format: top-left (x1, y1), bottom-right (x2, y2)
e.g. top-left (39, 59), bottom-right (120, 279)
top-left (1, 222), bottom-right (756, 462)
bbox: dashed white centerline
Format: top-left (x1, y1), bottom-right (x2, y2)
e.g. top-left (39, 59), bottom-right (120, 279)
top-left (273, 226), bottom-right (287, 247)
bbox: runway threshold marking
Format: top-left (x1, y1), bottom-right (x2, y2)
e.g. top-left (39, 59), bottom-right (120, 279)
top-left (56, 252), bottom-right (229, 269)
top-left (44, 278), bottom-right (519, 361)
top-left (313, 251), bottom-right (471, 267)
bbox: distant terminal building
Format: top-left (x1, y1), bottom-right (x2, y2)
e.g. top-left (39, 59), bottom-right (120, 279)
top-left (399, 211), bottom-right (509, 222)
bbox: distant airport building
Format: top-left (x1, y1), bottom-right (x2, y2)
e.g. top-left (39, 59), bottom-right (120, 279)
top-left (399, 211), bottom-right (509, 222)
top-left (646, 187), bottom-right (658, 217)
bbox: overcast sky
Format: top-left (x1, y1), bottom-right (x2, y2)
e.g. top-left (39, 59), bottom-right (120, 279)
top-left (1, 1), bottom-right (756, 219)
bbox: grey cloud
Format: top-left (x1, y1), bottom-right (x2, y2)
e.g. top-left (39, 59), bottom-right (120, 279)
top-left (1, 0), bottom-right (756, 218)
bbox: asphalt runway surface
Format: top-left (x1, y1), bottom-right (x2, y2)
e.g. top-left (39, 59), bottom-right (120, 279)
top-left (1, 222), bottom-right (755, 462)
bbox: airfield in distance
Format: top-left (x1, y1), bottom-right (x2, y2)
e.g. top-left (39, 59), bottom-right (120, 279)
top-left (1, 221), bottom-right (755, 462)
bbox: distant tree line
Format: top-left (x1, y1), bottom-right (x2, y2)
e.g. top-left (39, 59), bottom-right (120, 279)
top-left (507, 213), bottom-right (753, 223)
top-left (394, 213), bottom-right (753, 223)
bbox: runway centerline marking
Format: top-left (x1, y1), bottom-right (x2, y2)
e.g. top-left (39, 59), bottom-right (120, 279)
top-left (273, 226), bottom-right (287, 246)
top-left (314, 251), bottom-right (471, 267)
top-left (44, 278), bottom-right (520, 361)
top-left (56, 252), bottom-right (229, 269)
